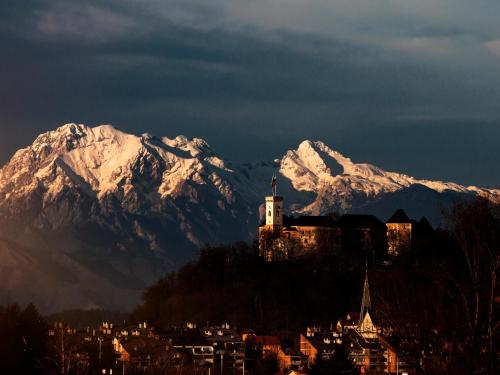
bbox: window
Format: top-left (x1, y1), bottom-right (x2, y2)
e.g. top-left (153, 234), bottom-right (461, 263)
top-left (268, 211), bottom-right (271, 216)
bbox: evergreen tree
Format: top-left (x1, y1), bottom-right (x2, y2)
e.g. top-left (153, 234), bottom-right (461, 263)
top-left (18, 303), bottom-right (49, 373)
top-left (0, 303), bottom-right (49, 374)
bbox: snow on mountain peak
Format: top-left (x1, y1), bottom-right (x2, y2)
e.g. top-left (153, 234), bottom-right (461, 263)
top-left (2, 124), bottom-right (500, 223)
top-left (163, 135), bottom-right (212, 157)
top-left (281, 140), bottom-right (356, 192)
top-left (60, 125), bottom-right (143, 193)
top-left (28, 123), bottom-right (134, 157)
top-left (276, 139), bottom-right (500, 214)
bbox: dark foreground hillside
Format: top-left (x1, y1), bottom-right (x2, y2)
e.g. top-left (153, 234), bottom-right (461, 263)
top-left (131, 198), bottom-right (499, 374)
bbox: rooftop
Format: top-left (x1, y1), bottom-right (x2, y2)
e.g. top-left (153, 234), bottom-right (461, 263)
top-left (338, 214), bottom-right (385, 228)
top-left (386, 209), bottom-right (413, 224)
top-left (283, 215), bottom-right (339, 228)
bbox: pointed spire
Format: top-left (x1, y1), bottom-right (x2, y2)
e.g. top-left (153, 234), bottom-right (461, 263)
top-left (359, 262), bottom-right (371, 325)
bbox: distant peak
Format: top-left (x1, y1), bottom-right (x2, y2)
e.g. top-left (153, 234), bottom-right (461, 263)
top-left (298, 139), bottom-right (314, 147)
top-left (49, 123), bottom-right (88, 137)
top-left (163, 135), bottom-right (212, 157)
top-left (174, 135), bottom-right (189, 143)
top-left (57, 123), bottom-right (87, 131)
top-left (36, 124), bottom-right (135, 148)
top-left (295, 140), bottom-right (343, 157)
top-left (32, 123), bottom-right (88, 149)
top-left (297, 139), bottom-right (321, 151)
top-left (94, 124), bottom-right (120, 133)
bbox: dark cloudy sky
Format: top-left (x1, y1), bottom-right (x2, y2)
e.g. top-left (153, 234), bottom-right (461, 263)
top-left (1, 0), bottom-right (499, 187)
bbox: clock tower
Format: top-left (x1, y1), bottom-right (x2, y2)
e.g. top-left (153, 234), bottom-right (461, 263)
top-left (264, 174), bottom-right (283, 233)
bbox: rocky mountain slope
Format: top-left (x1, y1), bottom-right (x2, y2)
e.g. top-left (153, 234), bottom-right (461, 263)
top-left (278, 139), bottom-right (500, 215)
top-left (0, 124), bottom-right (498, 312)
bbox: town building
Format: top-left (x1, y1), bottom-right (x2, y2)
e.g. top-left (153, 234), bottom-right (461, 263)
top-left (347, 267), bottom-right (404, 374)
top-left (242, 331), bottom-right (282, 357)
top-left (299, 328), bottom-right (341, 367)
top-left (203, 323), bottom-right (245, 373)
top-left (298, 267), bottom-right (405, 374)
top-left (277, 348), bottom-right (305, 372)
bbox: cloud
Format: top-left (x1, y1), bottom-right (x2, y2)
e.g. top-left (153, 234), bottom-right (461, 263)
top-left (484, 40), bottom-right (500, 58)
top-left (390, 36), bottom-right (460, 57)
top-left (34, 4), bottom-right (140, 42)
top-left (0, 0), bottom-right (500, 186)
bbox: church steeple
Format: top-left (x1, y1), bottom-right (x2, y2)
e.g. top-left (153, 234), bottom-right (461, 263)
top-left (358, 263), bottom-right (378, 338)
top-left (359, 262), bottom-right (371, 324)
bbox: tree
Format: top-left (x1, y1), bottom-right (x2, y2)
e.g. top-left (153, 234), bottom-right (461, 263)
top-left (18, 303), bottom-right (49, 373)
top-left (48, 322), bottom-right (89, 375)
top-left (309, 345), bottom-right (359, 375)
top-left (448, 197), bottom-right (499, 374)
top-left (256, 352), bottom-right (278, 375)
top-left (244, 336), bottom-right (263, 374)
top-left (0, 304), bottom-right (22, 373)
top-left (0, 303), bottom-right (49, 374)
top-left (365, 198), bottom-right (500, 374)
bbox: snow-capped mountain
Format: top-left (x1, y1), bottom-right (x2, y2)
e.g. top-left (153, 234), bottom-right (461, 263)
top-left (0, 124), bottom-right (255, 312)
top-left (0, 124), bottom-right (498, 312)
top-left (279, 139), bottom-right (500, 214)
top-left (0, 123), bottom-right (254, 243)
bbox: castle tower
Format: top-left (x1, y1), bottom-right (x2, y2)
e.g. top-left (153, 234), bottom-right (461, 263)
top-left (386, 209), bottom-right (414, 256)
top-left (258, 175), bottom-right (286, 261)
top-left (264, 174), bottom-right (283, 232)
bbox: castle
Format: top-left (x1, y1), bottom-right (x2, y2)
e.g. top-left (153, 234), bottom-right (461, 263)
top-left (258, 177), bottom-right (432, 261)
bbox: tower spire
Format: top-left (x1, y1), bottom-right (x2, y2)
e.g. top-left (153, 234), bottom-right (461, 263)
top-left (359, 262), bottom-right (371, 324)
top-left (271, 174), bottom-right (277, 197)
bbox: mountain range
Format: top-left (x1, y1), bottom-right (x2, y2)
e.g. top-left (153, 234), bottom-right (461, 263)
top-left (1, 123), bottom-right (498, 312)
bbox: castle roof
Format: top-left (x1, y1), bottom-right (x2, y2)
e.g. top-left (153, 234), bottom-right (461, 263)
top-left (283, 215), bottom-right (339, 228)
top-left (417, 217), bottom-right (434, 234)
top-left (338, 214), bottom-right (385, 229)
top-left (386, 209), bottom-right (413, 224)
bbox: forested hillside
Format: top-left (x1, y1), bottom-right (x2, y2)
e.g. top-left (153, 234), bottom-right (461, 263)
top-left (131, 198), bottom-right (499, 373)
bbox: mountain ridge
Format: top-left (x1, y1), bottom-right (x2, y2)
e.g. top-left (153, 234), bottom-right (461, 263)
top-left (0, 123), bottom-right (498, 312)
